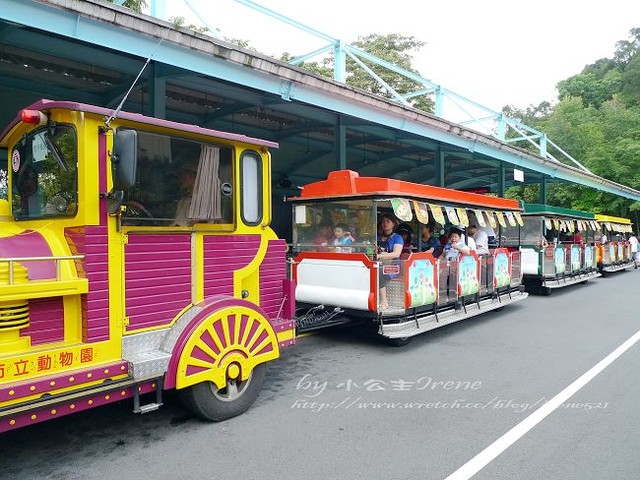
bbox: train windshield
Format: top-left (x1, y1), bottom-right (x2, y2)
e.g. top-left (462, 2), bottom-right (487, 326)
top-left (11, 125), bottom-right (78, 220)
top-left (292, 199), bottom-right (376, 253)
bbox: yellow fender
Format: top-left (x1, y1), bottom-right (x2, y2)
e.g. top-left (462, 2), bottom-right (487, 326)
top-left (166, 296), bottom-right (280, 390)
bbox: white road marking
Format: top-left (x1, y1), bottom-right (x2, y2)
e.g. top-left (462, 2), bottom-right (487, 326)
top-left (445, 328), bottom-right (640, 480)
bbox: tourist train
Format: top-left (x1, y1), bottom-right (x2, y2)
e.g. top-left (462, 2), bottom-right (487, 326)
top-left (0, 101), bottom-right (634, 432)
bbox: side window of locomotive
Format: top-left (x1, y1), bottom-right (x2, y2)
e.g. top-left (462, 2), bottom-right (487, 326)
top-left (121, 130), bottom-right (234, 226)
top-left (0, 148), bottom-right (7, 200)
top-left (240, 150), bottom-right (262, 226)
top-left (11, 125), bottom-right (78, 220)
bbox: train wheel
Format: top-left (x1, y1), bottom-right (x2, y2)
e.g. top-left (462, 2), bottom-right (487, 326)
top-left (539, 285), bottom-right (552, 296)
top-left (180, 363), bottom-right (266, 421)
top-left (172, 300), bottom-right (279, 421)
top-left (387, 336), bottom-right (411, 347)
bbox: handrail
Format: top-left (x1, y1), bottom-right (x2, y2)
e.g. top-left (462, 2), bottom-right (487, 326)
top-left (0, 255), bottom-right (84, 285)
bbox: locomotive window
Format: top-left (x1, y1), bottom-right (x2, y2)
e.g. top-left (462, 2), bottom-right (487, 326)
top-left (0, 148), bottom-right (6, 200)
top-left (11, 125), bottom-right (78, 220)
top-left (121, 130), bottom-right (234, 227)
top-left (240, 150), bottom-right (262, 226)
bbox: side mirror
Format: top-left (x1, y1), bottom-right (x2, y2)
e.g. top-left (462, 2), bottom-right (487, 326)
top-left (112, 129), bottom-right (137, 190)
top-left (106, 190), bottom-right (124, 215)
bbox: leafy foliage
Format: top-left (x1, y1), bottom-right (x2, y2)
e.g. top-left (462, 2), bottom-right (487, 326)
top-left (170, 16), bottom-right (209, 34)
top-left (504, 28), bottom-right (640, 220)
top-left (105, 0), bottom-right (147, 13)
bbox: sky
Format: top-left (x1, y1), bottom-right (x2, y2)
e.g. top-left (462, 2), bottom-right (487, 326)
top-left (159, 0), bottom-right (640, 114)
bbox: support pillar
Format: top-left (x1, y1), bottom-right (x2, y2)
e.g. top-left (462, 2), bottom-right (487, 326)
top-left (497, 163), bottom-right (506, 197)
top-left (335, 116), bottom-right (347, 170)
top-left (144, 63), bottom-right (166, 119)
top-left (434, 145), bottom-right (445, 187)
top-left (540, 177), bottom-right (548, 204)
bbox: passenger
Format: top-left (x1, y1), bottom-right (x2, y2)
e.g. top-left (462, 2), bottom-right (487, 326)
top-left (174, 163), bottom-right (198, 226)
top-left (443, 227), bottom-right (472, 261)
top-left (459, 225), bottom-right (477, 252)
top-left (567, 231), bottom-right (584, 244)
top-left (333, 223), bottom-right (355, 252)
top-left (313, 220), bottom-right (334, 247)
top-left (377, 213), bottom-right (403, 310)
top-left (629, 231), bottom-right (639, 269)
top-left (397, 223), bottom-right (414, 255)
top-left (420, 225), bottom-right (440, 254)
top-left (468, 224), bottom-right (489, 255)
top-left (482, 225), bottom-right (497, 247)
top-left (16, 165), bottom-right (43, 216)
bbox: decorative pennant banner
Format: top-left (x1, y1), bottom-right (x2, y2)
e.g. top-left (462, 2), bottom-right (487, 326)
top-left (495, 211), bottom-right (507, 228)
top-left (444, 206), bottom-right (460, 225)
top-left (391, 198), bottom-right (413, 222)
top-left (413, 201), bottom-right (429, 224)
top-left (568, 220), bottom-right (575, 233)
top-left (593, 221), bottom-right (600, 230)
top-left (486, 211), bottom-right (498, 229)
top-left (544, 218), bottom-right (553, 230)
top-left (552, 218), bottom-right (560, 230)
top-left (576, 220), bottom-right (584, 231)
top-left (605, 222), bottom-right (612, 231)
top-left (473, 209), bottom-right (487, 228)
top-left (505, 211), bottom-right (517, 227)
top-left (457, 208), bottom-right (470, 227)
top-left (559, 220), bottom-right (566, 232)
top-left (514, 211), bottom-right (524, 227)
top-left (429, 204), bottom-right (446, 225)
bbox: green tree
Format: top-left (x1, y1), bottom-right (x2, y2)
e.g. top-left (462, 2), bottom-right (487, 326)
top-left (288, 33), bottom-right (434, 113)
top-left (170, 16), bottom-right (209, 34)
top-left (348, 34), bottom-right (433, 112)
top-left (105, 0), bottom-right (147, 13)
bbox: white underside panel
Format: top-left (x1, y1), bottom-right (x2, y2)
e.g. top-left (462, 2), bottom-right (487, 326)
top-left (296, 258), bottom-right (371, 310)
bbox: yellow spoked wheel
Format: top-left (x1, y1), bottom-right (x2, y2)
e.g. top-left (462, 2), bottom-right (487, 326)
top-left (177, 304), bottom-right (279, 421)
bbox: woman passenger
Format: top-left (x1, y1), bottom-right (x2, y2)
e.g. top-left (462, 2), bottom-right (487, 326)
top-left (377, 213), bottom-right (403, 310)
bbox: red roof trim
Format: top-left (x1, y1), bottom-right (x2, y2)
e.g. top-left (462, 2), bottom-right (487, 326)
top-left (291, 170), bottom-right (521, 210)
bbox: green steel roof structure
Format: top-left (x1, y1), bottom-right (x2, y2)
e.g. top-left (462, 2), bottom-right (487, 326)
top-left (522, 203), bottom-right (596, 220)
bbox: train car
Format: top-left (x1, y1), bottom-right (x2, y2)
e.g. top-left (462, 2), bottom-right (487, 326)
top-left (289, 170), bottom-right (528, 345)
top-left (594, 214), bottom-right (634, 274)
top-left (515, 203), bottom-right (600, 295)
top-left (0, 100), bottom-right (295, 432)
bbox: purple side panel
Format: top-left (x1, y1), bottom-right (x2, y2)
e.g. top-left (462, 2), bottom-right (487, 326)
top-left (0, 230), bottom-right (55, 279)
top-left (22, 297), bottom-right (64, 345)
top-left (125, 234), bottom-right (192, 330)
top-left (202, 235), bottom-right (260, 298)
top-left (65, 226), bottom-right (110, 342)
top-left (258, 239), bottom-right (288, 320)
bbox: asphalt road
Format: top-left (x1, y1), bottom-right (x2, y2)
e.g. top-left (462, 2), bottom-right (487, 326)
top-left (1, 270), bottom-right (639, 480)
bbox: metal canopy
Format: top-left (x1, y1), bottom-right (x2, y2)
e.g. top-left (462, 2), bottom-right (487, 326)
top-left (0, 0), bottom-right (639, 207)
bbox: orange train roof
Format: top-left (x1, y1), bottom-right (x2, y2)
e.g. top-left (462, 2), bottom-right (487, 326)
top-left (291, 170), bottom-right (522, 211)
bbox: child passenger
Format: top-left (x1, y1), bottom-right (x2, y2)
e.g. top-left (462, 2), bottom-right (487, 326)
top-left (443, 227), bottom-right (471, 261)
top-left (333, 223), bottom-right (355, 252)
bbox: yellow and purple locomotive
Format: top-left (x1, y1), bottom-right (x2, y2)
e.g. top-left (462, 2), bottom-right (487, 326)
top-left (0, 100), bottom-right (295, 432)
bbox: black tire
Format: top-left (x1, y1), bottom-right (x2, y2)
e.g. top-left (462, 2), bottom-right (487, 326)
top-left (540, 285), bottom-right (552, 296)
top-left (386, 336), bottom-right (411, 347)
top-left (179, 363), bottom-right (266, 421)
